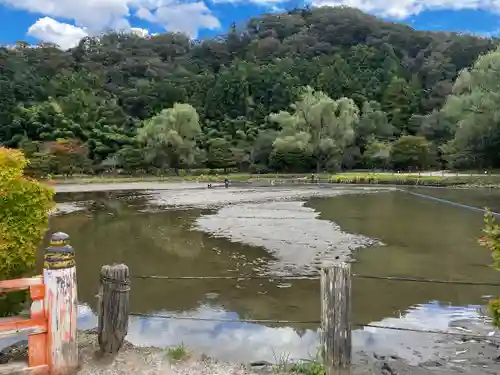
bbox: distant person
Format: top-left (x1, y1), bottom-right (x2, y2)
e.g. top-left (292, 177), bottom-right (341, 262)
top-left (224, 178), bottom-right (229, 188)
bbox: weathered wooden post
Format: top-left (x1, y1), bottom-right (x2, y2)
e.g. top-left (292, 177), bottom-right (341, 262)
top-left (321, 263), bottom-right (352, 375)
top-left (43, 232), bottom-right (78, 375)
top-left (97, 264), bottom-right (130, 355)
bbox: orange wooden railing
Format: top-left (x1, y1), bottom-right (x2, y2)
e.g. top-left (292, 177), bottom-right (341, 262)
top-left (0, 277), bottom-right (49, 374)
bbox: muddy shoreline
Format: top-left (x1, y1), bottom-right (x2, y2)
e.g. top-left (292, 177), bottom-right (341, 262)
top-left (1, 326), bottom-right (499, 375)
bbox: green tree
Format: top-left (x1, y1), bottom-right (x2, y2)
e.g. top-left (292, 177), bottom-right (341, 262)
top-left (381, 76), bottom-right (418, 134)
top-left (251, 130), bottom-right (278, 169)
top-left (1, 7), bottom-right (498, 174)
top-left (440, 46), bottom-right (500, 169)
top-left (45, 139), bottom-right (91, 176)
top-left (356, 100), bottom-right (394, 151)
top-left (116, 146), bottom-right (148, 174)
top-left (270, 86), bottom-right (359, 172)
top-left (206, 138), bottom-right (235, 170)
top-left (390, 135), bottom-right (434, 170)
top-left (269, 133), bottom-right (314, 172)
top-left (363, 139), bottom-right (392, 170)
top-left (137, 103), bottom-right (201, 174)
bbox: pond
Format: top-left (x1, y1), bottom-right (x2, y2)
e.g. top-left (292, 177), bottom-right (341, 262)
top-left (17, 185), bottom-right (500, 364)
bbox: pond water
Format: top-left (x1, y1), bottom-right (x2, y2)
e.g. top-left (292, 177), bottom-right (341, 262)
top-left (10, 185), bottom-right (500, 364)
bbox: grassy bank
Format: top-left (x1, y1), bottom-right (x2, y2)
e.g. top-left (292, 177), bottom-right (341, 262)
top-left (328, 173), bottom-right (463, 187)
top-left (49, 173), bottom-right (325, 184)
top-left (328, 172), bottom-right (500, 187)
top-left (46, 171), bottom-right (500, 188)
top-left (51, 173), bottom-right (251, 184)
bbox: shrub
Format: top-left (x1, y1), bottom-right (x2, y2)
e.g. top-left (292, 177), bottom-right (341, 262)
top-left (0, 148), bottom-right (55, 315)
top-left (327, 173), bottom-right (469, 187)
top-left (478, 209), bottom-right (500, 326)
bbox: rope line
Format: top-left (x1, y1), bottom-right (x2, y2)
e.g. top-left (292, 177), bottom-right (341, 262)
top-left (129, 312), bottom-right (319, 324)
top-left (132, 275), bottom-right (318, 281)
top-left (404, 190), bottom-right (500, 217)
top-left (128, 312), bottom-right (498, 341)
top-left (354, 323), bottom-right (497, 340)
top-left (131, 273), bottom-right (500, 287)
top-left (353, 274), bottom-right (500, 287)
top-left (199, 216), bottom-right (326, 220)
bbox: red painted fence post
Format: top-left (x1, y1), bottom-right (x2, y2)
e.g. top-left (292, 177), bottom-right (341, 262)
top-left (43, 232), bottom-right (78, 375)
top-left (28, 281), bottom-right (47, 369)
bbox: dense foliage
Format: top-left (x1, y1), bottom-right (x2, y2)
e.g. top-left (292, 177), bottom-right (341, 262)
top-left (1, 6), bottom-right (499, 174)
top-left (0, 148), bottom-right (54, 315)
top-left (479, 210), bottom-right (500, 326)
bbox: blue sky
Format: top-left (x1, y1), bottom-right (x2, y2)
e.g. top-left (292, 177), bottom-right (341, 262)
top-left (0, 1), bottom-right (499, 50)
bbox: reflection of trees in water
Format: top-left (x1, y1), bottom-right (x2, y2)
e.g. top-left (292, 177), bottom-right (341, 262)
top-left (79, 204), bottom-right (207, 259)
top-left (46, 196), bottom-right (328, 327)
top-left (50, 190), bottom-right (498, 329)
top-left (307, 191), bottom-right (499, 324)
top-left (42, 190), bottom-right (500, 333)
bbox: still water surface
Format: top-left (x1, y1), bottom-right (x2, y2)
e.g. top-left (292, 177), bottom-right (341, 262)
top-left (38, 187), bottom-right (500, 363)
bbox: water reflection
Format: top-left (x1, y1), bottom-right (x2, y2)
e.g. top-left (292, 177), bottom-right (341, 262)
top-left (408, 187), bottom-right (500, 213)
top-left (33, 187), bottom-right (500, 364)
top-left (195, 200), bottom-right (377, 276)
top-left (75, 300), bottom-right (484, 365)
top-left (307, 190), bottom-right (500, 323)
top-left (44, 199), bottom-right (322, 324)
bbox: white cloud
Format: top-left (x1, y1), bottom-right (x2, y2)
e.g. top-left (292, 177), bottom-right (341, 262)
top-left (25, 17), bottom-right (150, 50)
top-left (309, 0), bottom-right (499, 19)
top-left (209, 0), bottom-right (285, 4)
top-left (1, 0), bottom-right (131, 33)
top-left (27, 17), bottom-right (88, 49)
top-left (130, 27), bottom-right (150, 37)
top-left (1, 0), bottom-right (220, 43)
top-left (5, 0), bottom-right (500, 49)
top-left (135, 2), bottom-right (221, 38)
top-left (75, 301), bottom-right (484, 365)
top-left (135, 6), bottom-right (157, 23)
top-left (209, 0), bottom-right (500, 20)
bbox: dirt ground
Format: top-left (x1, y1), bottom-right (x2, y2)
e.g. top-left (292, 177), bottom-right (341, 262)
top-left (1, 326), bottom-right (499, 375)
top-left (76, 328), bottom-right (500, 375)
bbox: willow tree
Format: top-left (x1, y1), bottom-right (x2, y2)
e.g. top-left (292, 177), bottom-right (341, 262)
top-left (270, 86), bottom-right (359, 172)
top-left (440, 46), bottom-right (500, 169)
top-left (137, 103), bottom-right (201, 174)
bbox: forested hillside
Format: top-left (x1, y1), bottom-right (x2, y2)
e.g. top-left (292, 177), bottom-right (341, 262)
top-left (1, 6), bottom-right (498, 175)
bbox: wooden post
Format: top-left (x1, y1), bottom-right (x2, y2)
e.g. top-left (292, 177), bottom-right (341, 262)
top-left (321, 263), bottom-right (352, 375)
top-left (43, 232), bottom-right (78, 375)
top-left (97, 264), bottom-right (130, 355)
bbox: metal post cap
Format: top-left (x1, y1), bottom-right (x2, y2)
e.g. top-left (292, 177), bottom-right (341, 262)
top-left (47, 232), bottom-right (73, 253)
top-left (51, 232), bottom-right (70, 243)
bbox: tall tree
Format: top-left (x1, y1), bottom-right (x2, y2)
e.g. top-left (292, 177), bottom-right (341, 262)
top-left (440, 46), bottom-right (500, 169)
top-left (270, 86), bottom-right (359, 172)
top-left (137, 103), bottom-right (201, 173)
top-left (391, 135), bottom-right (434, 170)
